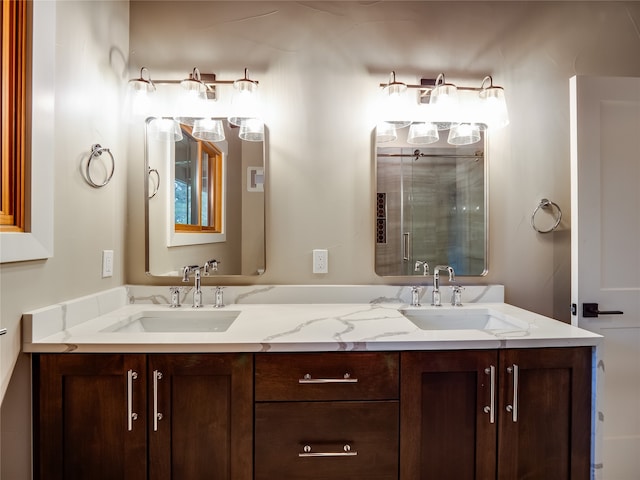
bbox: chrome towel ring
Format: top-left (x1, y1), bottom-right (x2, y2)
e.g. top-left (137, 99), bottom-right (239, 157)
top-left (85, 144), bottom-right (115, 188)
top-left (531, 198), bottom-right (562, 233)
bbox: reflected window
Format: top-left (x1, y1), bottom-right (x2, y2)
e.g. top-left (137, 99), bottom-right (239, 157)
top-left (174, 125), bottom-right (223, 233)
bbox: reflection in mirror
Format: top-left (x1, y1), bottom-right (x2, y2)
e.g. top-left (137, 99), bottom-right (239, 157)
top-left (174, 126), bottom-right (223, 233)
top-left (375, 126), bottom-right (487, 277)
top-left (145, 118), bottom-right (265, 277)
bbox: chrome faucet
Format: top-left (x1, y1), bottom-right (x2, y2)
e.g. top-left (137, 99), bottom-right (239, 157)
top-left (414, 260), bottom-right (430, 277)
top-left (182, 265), bottom-right (203, 308)
top-left (432, 265), bottom-right (455, 307)
top-left (203, 259), bottom-right (220, 276)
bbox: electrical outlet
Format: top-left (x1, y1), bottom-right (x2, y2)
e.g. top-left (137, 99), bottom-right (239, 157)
top-left (102, 250), bottom-right (114, 278)
top-left (312, 249), bottom-right (328, 274)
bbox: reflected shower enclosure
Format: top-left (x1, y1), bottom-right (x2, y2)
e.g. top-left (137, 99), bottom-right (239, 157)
top-left (375, 144), bottom-right (486, 276)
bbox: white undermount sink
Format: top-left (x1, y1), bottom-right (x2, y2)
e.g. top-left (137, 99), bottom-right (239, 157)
top-left (101, 310), bottom-right (240, 333)
top-left (400, 307), bottom-right (529, 331)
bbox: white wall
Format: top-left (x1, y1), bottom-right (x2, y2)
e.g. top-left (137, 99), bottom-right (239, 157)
top-left (128, 0), bottom-right (640, 322)
top-left (0, 1), bottom-right (129, 477)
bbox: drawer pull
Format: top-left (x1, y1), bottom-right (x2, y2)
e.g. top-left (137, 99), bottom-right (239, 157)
top-left (298, 444), bottom-right (358, 457)
top-left (299, 373), bottom-right (358, 384)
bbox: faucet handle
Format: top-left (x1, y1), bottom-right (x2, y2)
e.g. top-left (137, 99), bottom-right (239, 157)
top-left (410, 285), bottom-right (423, 307)
top-left (169, 287), bottom-right (182, 308)
top-left (204, 259), bottom-right (221, 276)
top-left (213, 286), bottom-right (225, 308)
top-left (450, 285), bottom-right (464, 306)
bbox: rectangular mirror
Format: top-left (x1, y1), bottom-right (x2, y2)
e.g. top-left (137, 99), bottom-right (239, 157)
top-left (375, 125), bottom-right (487, 277)
top-left (145, 118), bottom-right (265, 276)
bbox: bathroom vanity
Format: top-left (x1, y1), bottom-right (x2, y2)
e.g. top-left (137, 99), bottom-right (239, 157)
top-left (24, 286), bottom-right (600, 480)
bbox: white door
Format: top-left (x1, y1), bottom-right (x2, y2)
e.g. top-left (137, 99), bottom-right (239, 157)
top-left (570, 75), bottom-right (640, 480)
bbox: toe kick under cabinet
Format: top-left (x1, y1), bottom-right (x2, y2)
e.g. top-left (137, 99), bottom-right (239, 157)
top-left (33, 347), bottom-right (591, 480)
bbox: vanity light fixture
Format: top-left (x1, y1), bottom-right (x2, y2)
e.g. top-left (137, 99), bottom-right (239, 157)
top-left (429, 73), bottom-right (459, 107)
top-left (407, 122), bottom-right (439, 145)
top-left (379, 71), bottom-right (413, 129)
top-left (376, 121), bottom-right (398, 143)
top-left (378, 71), bottom-right (509, 144)
top-left (126, 66), bottom-right (263, 141)
top-left (175, 67), bottom-right (210, 125)
top-left (148, 118), bottom-right (183, 142)
top-left (238, 118), bottom-right (265, 142)
top-left (478, 75), bottom-right (509, 129)
top-left (228, 68), bottom-right (260, 127)
top-left (447, 123), bottom-right (481, 146)
top-left (125, 67), bottom-right (156, 119)
top-left (180, 67), bottom-right (208, 95)
top-left (192, 118), bottom-right (225, 142)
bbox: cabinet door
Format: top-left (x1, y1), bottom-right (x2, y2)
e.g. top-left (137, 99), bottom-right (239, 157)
top-left (34, 354), bottom-right (147, 480)
top-left (400, 350), bottom-right (498, 480)
top-left (497, 347), bottom-right (591, 480)
top-left (148, 354), bottom-right (253, 480)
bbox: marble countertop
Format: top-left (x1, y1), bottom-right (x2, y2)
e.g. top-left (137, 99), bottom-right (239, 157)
top-left (23, 286), bottom-right (601, 353)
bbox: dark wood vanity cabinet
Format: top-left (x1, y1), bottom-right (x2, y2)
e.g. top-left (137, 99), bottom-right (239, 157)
top-left (400, 347), bottom-right (592, 480)
top-left (254, 352), bottom-right (400, 480)
top-left (34, 347), bottom-right (591, 480)
top-left (33, 353), bottom-right (253, 480)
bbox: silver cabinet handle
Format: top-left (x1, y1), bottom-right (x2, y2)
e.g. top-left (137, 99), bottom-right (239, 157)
top-left (298, 444), bottom-right (358, 457)
top-left (153, 370), bottom-right (164, 432)
top-left (0, 328), bottom-right (7, 336)
top-left (506, 364), bottom-right (519, 422)
top-left (298, 373), bottom-right (358, 384)
top-left (483, 365), bottom-right (496, 424)
top-left (127, 369), bottom-right (139, 431)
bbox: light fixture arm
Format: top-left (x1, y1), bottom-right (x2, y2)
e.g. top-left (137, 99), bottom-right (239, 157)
top-left (480, 75), bottom-right (494, 90)
top-left (139, 67), bottom-right (153, 84)
top-left (128, 66), bottom-right (156, 92)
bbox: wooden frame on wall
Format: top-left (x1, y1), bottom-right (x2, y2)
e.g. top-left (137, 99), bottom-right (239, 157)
top-left (1, 0), bottom-right (30, 232)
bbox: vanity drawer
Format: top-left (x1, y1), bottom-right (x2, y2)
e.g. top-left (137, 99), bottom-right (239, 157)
top-left (254, 352), bottom-right (399, 401)
top-left (255, 401), bottom-right (399, 480)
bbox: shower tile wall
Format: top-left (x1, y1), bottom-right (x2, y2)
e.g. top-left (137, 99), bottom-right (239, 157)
top-left (376, 147), bottom-right (485, 276)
